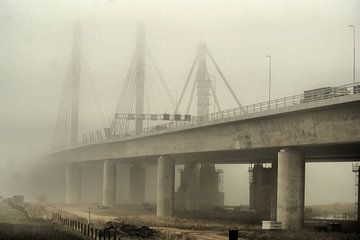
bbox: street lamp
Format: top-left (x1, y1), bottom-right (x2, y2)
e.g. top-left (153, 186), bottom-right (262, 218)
top-left (266, 55), bottom-right (272, 103)
top-left (349, 25), bottom-right (356, 85)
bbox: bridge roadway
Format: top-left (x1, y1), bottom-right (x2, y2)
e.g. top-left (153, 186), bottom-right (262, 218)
top-left (52, 91), bottom-right (360, 164)
top-left (48, 87), bottom-right (360, 231)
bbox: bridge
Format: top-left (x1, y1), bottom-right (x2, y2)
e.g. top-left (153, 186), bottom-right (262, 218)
top-left (45, 23), bottom-right (360, 231)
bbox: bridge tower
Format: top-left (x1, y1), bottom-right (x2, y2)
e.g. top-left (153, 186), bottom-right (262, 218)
top-left (134, 23), bottom-right (146, 134)
top-left (128, 24), bottom-right (146, 205)
top-left (176, 43), bottom-right (233, 210)
top-left (196, 43), bottom-right (210, 116)
top-left (196, 43), bottom-right (224, 209)
top-left (108, 23), bottom-right (177, 206)
top-left (65, 21), bottom-right (82, 204)
top-left (70, 22), bottom-right (81, 146)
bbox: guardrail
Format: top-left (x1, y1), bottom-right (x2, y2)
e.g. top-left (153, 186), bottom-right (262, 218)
top-left (79, 81), bottom-right (360, 146)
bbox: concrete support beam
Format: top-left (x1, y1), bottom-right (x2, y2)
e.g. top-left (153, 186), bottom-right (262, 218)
top-left (185, 162), bottom-right (200, 210)
top-left (277, 148), bottom-right (305, 230)
top-left (129, 164), bottom-right (145, 204)
top-left (270, 160), bottom-right (278, 221)
top-left (249, 164), bottom-right (272, 216)
top-left (65, 163), bottom-right (82, 204)
top-left (102, 160), bottom-right (116, 207)
top-left (157, 156), bottom-right (175, 217)
top-left (198, 163), bottom-right (224, 209)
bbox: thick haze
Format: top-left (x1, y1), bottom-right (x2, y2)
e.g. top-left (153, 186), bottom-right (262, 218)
top-left (0, 0), bottom-right (359, 205)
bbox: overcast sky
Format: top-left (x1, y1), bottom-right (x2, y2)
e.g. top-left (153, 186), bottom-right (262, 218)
top-left (0, 0), bottom-right (359, 205)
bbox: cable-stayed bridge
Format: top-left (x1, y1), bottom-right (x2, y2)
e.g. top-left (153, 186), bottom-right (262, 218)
top-left (46, 23), bottom-right (360, 230)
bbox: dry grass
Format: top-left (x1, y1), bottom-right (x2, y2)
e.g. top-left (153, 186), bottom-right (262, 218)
top-left (0, 202), bottom-right (30, 224)
top-left (0, 223), bottom-right (88, 240)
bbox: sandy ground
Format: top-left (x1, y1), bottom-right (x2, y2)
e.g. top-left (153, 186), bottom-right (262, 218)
top-left (50, 203), bottom-right (360, 240)
top-left (55, 204), bottom-right (241, 240)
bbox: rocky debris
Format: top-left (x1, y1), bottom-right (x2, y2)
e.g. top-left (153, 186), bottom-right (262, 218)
top-left (101, 221), bottom-right (157, 238)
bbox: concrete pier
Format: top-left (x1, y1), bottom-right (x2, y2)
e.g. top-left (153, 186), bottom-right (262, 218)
top-left (175, 162), bottom-right (200, 211)
top-left (157, 156), bottom-right (175, 217)
top-left (277, 148), bottom-right (305, 230)
top-left (198, 163), bottom-right (224, 209)
top-left (185, 162), bottom-right (200, 210)
top-left (249, 164), bottom-right (272, 216)
top-left (102, 160), bottom-right (116, 207)
top-left (129, 164), bottom-right (145, 204)
top-left (270, 160), bottom-right (278, 221)
top-left (65, 163), bottom-right (82, 204)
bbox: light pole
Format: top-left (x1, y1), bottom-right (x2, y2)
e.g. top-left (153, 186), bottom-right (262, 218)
top-left (349, 25), bottom-right (356, 86)
top-left (266, 55), bottom-right (272, 104)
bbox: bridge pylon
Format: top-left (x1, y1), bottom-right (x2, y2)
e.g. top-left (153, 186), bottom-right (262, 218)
top-left (109, 23), bottom-right (175, 137)
top-left (175, 42), bottom-right (243, 210)
top-left (53, 21), bottom-right (108, 150)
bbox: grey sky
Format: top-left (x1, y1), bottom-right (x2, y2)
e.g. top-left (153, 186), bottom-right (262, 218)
top-left (0, 0), bottom-right (359, 204)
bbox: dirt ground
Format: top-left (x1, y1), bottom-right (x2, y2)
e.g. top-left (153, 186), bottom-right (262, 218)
top-left (53, 204), bottom-right (360, 240)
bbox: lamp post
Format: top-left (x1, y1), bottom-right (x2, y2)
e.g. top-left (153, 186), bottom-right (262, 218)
top-left (266, 55), bottom-right (272, 105)
top-left (349, 25), bottom-right (356, 86)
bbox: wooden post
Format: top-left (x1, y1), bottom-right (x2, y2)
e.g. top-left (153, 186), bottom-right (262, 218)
top-left (358, 166), bottom-right (360, 222)
top-left (229, 230), bottom-right (238, 240)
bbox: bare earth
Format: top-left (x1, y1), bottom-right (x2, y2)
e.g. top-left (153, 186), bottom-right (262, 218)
top-left (52, 203), bottom-right (360, 240)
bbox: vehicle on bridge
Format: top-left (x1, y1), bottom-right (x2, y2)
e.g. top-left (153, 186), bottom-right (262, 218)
top-left (302, 86), bottom-right (350, 103)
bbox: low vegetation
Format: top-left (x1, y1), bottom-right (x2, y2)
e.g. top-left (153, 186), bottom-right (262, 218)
top-left (0, 223), bottom-right (88, 240)
top-left (0, 201), bottom-right (88, 240)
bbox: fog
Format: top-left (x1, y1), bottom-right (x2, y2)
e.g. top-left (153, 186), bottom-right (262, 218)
top-left (0, 0), bottom-right (359, 205)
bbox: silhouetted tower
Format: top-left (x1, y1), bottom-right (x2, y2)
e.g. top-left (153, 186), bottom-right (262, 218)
top-left (110, 23), bottom-right (174, 136)
top-left (70, 22), bottom-right (82, 145)
top-left (197, 43), bottom-right (210, 116)
top-left (134, 24), bottom-right (146, 134)
top-left (53, 21), bottom-right (108, 150)
top-left (109, 23), bottom-right (176, 205)
top-left (175, 42), bottom-right (241, 210)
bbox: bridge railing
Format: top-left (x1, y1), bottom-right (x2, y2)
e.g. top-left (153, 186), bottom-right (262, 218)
top-left (81, 82), bottom-right (360, 145)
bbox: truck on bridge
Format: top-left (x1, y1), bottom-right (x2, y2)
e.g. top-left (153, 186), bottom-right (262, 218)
top-left (302, 86), bottom-right (351, 103)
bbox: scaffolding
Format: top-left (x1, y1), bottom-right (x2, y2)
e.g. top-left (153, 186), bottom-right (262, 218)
top-left (352, 162), bottom-right (360, 220)
top-left (216, 168), bottom-right (224, 193)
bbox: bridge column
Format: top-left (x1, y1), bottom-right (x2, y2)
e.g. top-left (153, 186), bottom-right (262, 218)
top-left (102, 160), bottom-right (116, 207)
top-left (198, 163), bottom-right (224, 209)
top-left (129, 164), bottom-right (145, 204)
top-left (277, 148), bottom-right (305, 230)
top-left (270, 160), bottom-right (278, 221)
top-left (249, 164), bottom-right (272, 216)
top-left (175, 163), bottom-right (199, 211)
top-left (184, 162), bottom-right (200, 210)
top-left (65, 163), bottom-right (82, 204)
top-left (157, 156), bottom-right (175, 217)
